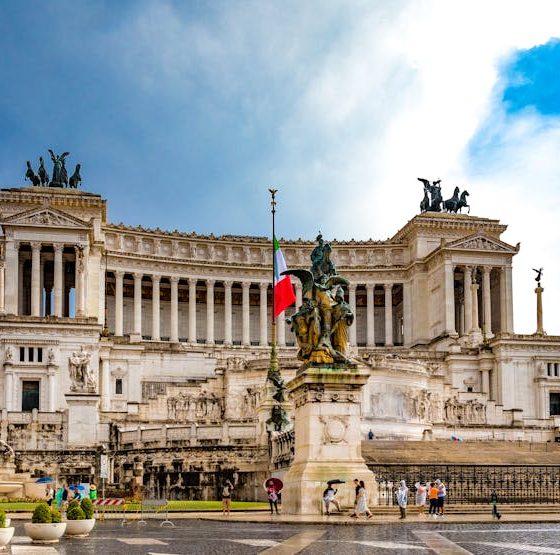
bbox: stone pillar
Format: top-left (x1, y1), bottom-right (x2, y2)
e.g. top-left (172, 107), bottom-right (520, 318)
top-left (65, 394), bottom-right (100, 446)
top-left (259, 283), bottom-right (268, 346)
top-left (384, 283), bottom-right (393, 346)
top-left (282, 365), bottom-right (376, 514)
top-left (152, 275), bottom-right (161, 341)
top-left (536, 285), bottom-right (545, 335)
top-left (278, 310), bottom-right (286, 347)
top-left (188, 278), bottom-right (197, 343)
top-left (366, 283), bottom-right (375, 347)
top-left (99, 259), bottom-right (106, 329)
top-left (4, 240), bottom-right (19, 315)
top-left (472, 281), bottom-right (480, 332)
top-left (31, 242), bottom-right (41, 316)
top-left (75, 245), bottom-right (86, 317)
top-left (482, 266), bottom-right (493, 339)
top-left (402, 281), bottom-right (412, 346)
top-left (0, 263), bottom-right (5, 314)
top-left (505, 266), bottom-right (514, 332)
top-left (206, 279), bottom-right (215, 345)
top-left (295, 282), bottom-right (303, 309)
top-left (348, 284), bottom-right (357, 347)
top-left (54, 243), bottom-right (64, 317)
top-left (101, 358), bottom-right (110, 412)
top-left (482, 370), bottom-right (490, 395)
top-left (133, 273), bottom-right (143, 338)
top-left (48, 371), bottom-right (56, 412)
top-left (39, 258), bottom-right (45, 316)
top-left (170, 276), bottom-right (179, 342)
top-left (18, 258), bottom-right (24, 316)
top-left (463, 266), bottom-right (473, 335)
top-left (444, 261), bottom-right (457, 336)
top-left (4, 371), bottom-right (13, 411)
top-left (224, 280), bottom-right (233, 346)
top-left (242, 282), bottom-right (251, 346)
top-left (114, 271), bottom-right (124, 336)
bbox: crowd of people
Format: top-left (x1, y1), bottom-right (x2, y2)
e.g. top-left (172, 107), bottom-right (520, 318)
top-left (44, 482), bottom-right (98, 510)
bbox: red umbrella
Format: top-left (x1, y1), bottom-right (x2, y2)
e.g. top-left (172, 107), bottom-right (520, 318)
top-left (263, 478), bottom-right (283, 492)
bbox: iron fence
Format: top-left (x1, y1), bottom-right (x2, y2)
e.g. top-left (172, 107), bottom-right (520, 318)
top-left (369, 464), bottom-right (560, 505)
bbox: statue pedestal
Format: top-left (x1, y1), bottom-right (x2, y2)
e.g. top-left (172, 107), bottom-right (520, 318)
top-left (65, 393), bottom-right (100, 446)
top-left (282, 365), bottom-right (376, 514)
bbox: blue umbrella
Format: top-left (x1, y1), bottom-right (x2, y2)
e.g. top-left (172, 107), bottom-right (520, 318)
top-left (35, 477), bottom-right (55, 484)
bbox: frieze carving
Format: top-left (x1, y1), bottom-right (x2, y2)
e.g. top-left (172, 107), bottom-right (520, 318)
top-left (370, 387), bottom-right (444, 423)
top-left (444, 395), bottom-right (487, 425)
top-left (167, 391), bottom-right (223, 421)
top-left (460, 237), bottom-right (507, 251)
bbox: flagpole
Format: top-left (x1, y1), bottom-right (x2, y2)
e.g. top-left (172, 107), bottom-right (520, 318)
top-left (268, 188), bottom-right (278, 378)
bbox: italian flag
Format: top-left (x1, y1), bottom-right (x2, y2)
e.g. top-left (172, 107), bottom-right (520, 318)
top-left (273, 237), bottom-right (296, 318)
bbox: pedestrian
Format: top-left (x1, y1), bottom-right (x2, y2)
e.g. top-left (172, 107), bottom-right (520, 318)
top-left (415, 481), bottom-right (427, 516)
top-left (349, 478), bottom-right (360, 517)
top-left (89, 483), bottom-right (98, 501)
top-left (222, 480), bottom-right (234, 516)
top-left (428, 482), bottom-right (438, 517)
top-left (351, 480), bottom-right (373, 519)
top-left (61, 484), bottom-right (69, 509)
top-left (436, 479), bottom-right (446, 517)
top-left (368, 429), bottom-right (374, 440)
top-left (73, 485), bottom-right (82, 502)
top-left (323, 484), bottom-right (341, 515)
top-left (396, 480), bottom-right (408, 519)
top-left (490, 490), bottom-right (501, 520)
top-left (267, 486), bottom-right (279, 515)
top-left (45, 485), bottom-right (54, 506)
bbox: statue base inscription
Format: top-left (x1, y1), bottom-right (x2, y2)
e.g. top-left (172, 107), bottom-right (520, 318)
top-left (65, 394), bottom-right (100, 447)
top-left (282, 365), bottom-right (376, 514)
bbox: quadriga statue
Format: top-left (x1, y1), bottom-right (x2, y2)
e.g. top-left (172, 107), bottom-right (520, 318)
top-left (283, 235), bottom-right (354, 365)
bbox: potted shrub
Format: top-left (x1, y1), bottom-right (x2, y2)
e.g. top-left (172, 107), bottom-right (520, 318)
top-left (24, 503), bottom-right (66, 543)
top-left (64, 498), bottom-right (96, 537)
top-left (0, 508), bottom-right (14, 548)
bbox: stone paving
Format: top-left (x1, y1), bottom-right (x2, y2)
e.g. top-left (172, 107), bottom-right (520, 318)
top-left (4, 519), bottom-right (560, 554)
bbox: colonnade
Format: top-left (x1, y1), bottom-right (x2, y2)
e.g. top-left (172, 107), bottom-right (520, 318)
top-left (108, 272), bottom-right (405, 348)
top-left (444, 264), bottom-right (513, 338)
top-left (1, 241), bottom-right (86, 317)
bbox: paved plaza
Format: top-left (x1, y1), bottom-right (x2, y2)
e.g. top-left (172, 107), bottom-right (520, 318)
top-left (4, 520), bottom-right (560, 554)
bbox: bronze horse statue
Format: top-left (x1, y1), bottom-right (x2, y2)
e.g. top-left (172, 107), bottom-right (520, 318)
top-left (457, 190), bottom-right (470, 213)
top-left (443, 186), bottom-right (460, 212)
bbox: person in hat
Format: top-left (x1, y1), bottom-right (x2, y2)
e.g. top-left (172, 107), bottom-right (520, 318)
top-left (396, 480), bottom-right (408, 519)
top-left (89, 483), bottom-right (98, 501)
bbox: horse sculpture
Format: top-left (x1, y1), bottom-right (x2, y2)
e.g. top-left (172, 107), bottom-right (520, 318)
top-left (420, 186), bottom-right (430, 212)
top-left (69, 163), bottom-right (81, 188)
top-left (457, 190), bottom-right (470, 213)
top-left (443, 186), bottom-right (460, 213)
top-left (25, 161), bottom-right (40, 186)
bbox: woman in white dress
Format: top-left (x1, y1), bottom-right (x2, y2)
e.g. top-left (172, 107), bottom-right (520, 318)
top-left (415, 481), bottom-right (427, 516)
top-left (351, 480), bottom-right (373, 519)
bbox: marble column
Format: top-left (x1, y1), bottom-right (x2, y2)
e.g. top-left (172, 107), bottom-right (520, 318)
top-left (500, 266), bottom-right (514, 333)
top-left (48, 371), bottom-right (56, 412)
top-left (188, 278), bottom-right (197, 343)
top-left (4, 371), bottom-right (13, 412)
top-left (75, 246), bottom-right (87, 317)
top-left (481, 369), bottom-right (490, 395)
top-left (295, 282), bottom-right (303, 309)
top-left (463, 266), bottom-right (473, 335)
top-left (114, 270), bottom-right (124, 336)
top-left (366, 283), bottom-right (375, 348)
top-left (348, 284), bottom-right (357, 347)
top-left (444, 261), bottom-right (457, 335)
top-left (242, 282), bottom-right (251, 346)
top-left (31, 242), bottom-right (41, 317)
top-left (0, 263), bottom-right (5, 314)
top-left (4, 240), bottom-right (18, 315)
top-left (259, 283), bottom-right (268, 346)
top-left (101, 358), bottom-right (110, 412)
top-left (170, 276), bottom-right (179, 342)
top-left (482, 266), bottom-right (493, 338)
top-left (277, 310), bottom-right (286, 347)
top-left (98, 259), bottom-right (106, 329)
top-left (402, 281), bottom-right (412, 346)
top-left (152, 274), bottom-right (161, 341)
top-left (224, 280), bottom-right (233, 346)
top-left (133, 273), bottom-right (143, 336)
top-left (206, 279), bottom-right (215, 345)
top-left (471, 281), bottom-right (480, 332)
top-left (384, 283), bottom-right (393, 346)
top-left (39, 258), bottom-right (45, 316)
top-left (536, 285), bottom-right (545, 335)
top-left (53, 243), bottom-right (64, 317)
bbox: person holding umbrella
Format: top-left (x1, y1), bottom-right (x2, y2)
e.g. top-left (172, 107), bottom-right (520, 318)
top-left (323, 480), bottom-right (343, 515)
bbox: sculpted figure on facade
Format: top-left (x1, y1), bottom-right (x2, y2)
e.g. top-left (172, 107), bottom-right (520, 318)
top-left (166, 390), bottom-right (224, 422)
top-left (68, 345), bottom-right (95, 392)
top-left (284, 235), bottom-right (354, 365)
top-left (4, 347), bottom-right (13, 364)
top-left (444, 395), bottom-right (486, 425)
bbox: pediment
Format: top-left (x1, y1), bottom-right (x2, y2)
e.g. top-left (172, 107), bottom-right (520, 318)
top-left (446, 233), bottom-right (519, 253)
top-left (1, 207), bottom-right (90, 229)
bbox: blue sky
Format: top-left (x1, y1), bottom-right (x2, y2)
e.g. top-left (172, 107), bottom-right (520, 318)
top-left (2, 0), bottom-right (560, 333)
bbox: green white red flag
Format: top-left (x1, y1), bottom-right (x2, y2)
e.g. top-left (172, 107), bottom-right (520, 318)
top-left (273, 237), bottom-right (296, 318)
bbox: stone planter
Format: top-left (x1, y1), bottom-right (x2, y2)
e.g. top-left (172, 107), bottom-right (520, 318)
top-left (4, 519), bottom-right (10, 528)
top-left (24, 522), bottom-right (66, 543)
top-left (0, 527), bottom-right (14, 549)
top-left (64, 518), bottom-right (95, 537)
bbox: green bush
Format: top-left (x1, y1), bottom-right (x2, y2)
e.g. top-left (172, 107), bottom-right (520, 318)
top-left (0, 507), bottom-right (5, 528)
top-left (31, 503), bottom-right (52, 524)
top-left (50, 508), bottom-right (61, 523)
top-left (81, 497), bottom-right (94, 519)
top-left (66, 504), bottom-right (85, 520)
